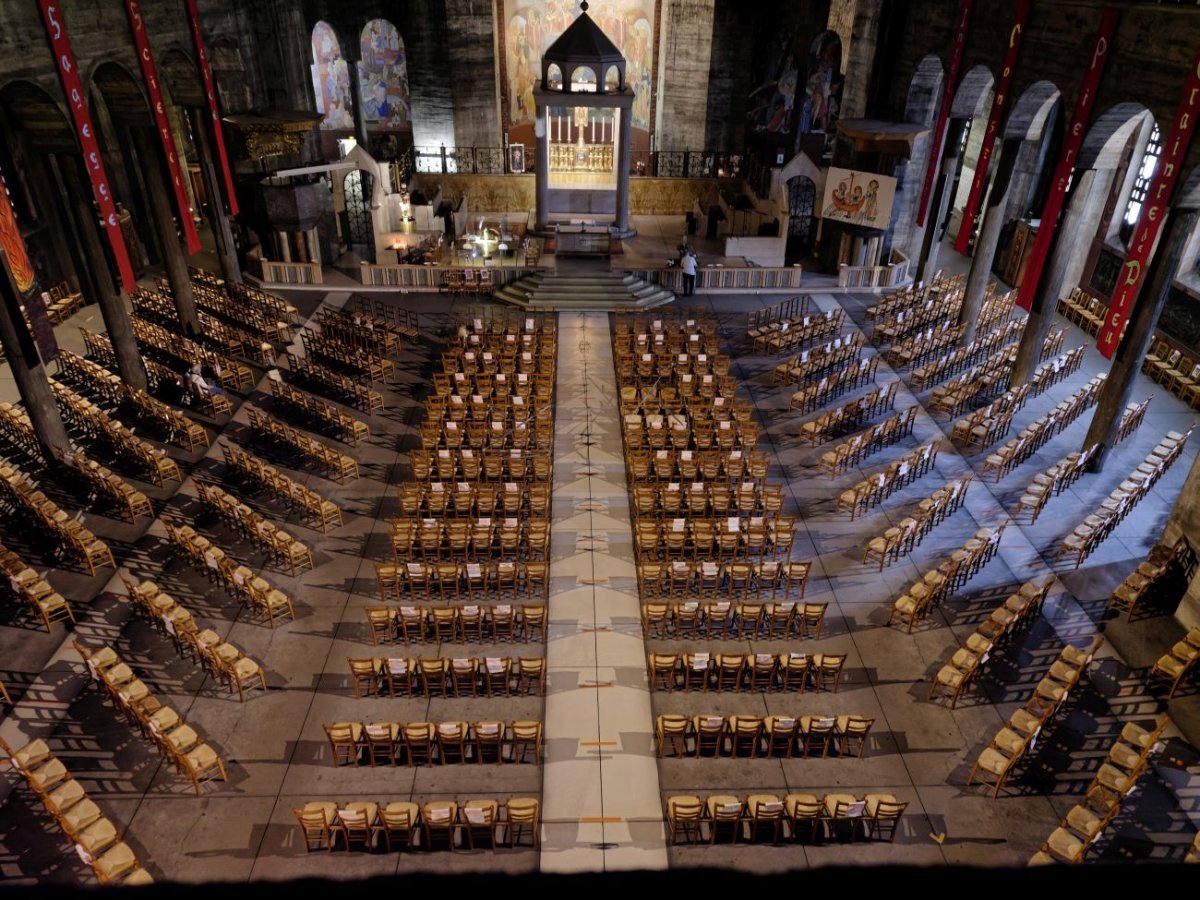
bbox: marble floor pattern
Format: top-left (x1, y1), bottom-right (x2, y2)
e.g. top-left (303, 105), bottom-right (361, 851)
top-left (0, 277), bottom-right (1197, 882)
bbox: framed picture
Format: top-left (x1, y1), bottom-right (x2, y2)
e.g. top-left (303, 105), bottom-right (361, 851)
top-left (509, 144), bottom-right (526, 174)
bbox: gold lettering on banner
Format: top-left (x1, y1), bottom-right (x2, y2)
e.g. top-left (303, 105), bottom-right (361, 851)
top-left (1122, 260), bottom-right (1141, 286)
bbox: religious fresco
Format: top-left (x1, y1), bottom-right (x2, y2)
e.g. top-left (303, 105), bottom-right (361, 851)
top-left (820, 167), bottom-right (896, 230)
top-left (358, 19), bottom-right (411, 132)
top-left (503, 0), bottom-right (654, 131)
top-left (311, 21), bottom-right (354, 131)
top-left (802, 31), bottom-right (843, 139)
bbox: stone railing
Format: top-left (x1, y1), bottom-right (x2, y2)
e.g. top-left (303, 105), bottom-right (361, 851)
top-left (358, 262), bottom-right (548, 289)
top-left (837, 249), bottom-right (911, 289)
top-left (627, 265), bottom-right (802, 294)
top-left (261, 260), bottom-right (323, 286)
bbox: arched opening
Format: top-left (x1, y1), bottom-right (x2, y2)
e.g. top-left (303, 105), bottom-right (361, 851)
top-left (311, 21), bottom-right (353, 131)
top-left (569, 66), bottom-right (597, 92)
top-left (0, 80), bottom-right (86, 297)
top-left (785, 174), bottom-right (817, 264)
top-left (342, 168), bottom-right (375, 261)
top-left (947, 65), bottom-right (995, 237)
top-left (605, 65), bottom-right (621, 92)
top-left (546, 63), bottom-right (563, 92)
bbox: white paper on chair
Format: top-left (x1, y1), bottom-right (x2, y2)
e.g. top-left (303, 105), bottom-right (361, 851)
top-left (845, 801), bottom-right (866, 818)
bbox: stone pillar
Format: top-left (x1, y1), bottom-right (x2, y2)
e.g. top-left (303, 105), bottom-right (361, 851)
top-left (0, 255), bottom-right (71, 461)
top-left (915, 117), bottom-right (967, 284)
top-left (188, 107), bottom-right (243, 287)
top-left (959, 137), bottom-right (1019, 345)
top-left (535, 105), bottom-right (549, 233)
top-left (657, 0), bottom-right (716, 150)
top-left (1084, 208), bottom-right (1198, 472)
top-left (63, 164), bottom-right (148, 393)
top-left (1162, 450), bottom-right (1200, 629)
top-left (1010, 168), bottom-right (1100, 386)
top-left (615, 105), bottom-right (633, 237)
top-left (132, 128), bottom-right (200, 336)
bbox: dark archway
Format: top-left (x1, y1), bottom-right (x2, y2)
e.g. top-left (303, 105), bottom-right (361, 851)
top-left (786, 174), bottom-right (817, 264)
top-left (342, 168), bottom-right (375, 262)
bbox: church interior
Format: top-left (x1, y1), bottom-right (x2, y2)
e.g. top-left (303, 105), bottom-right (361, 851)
top-left (2, 0), bottom-right (1200, 886)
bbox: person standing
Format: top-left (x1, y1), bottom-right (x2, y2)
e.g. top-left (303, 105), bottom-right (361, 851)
top-left (680, 248), bottom-right (698, 297)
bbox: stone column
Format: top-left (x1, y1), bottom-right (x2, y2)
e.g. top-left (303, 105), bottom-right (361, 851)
top-left (615, 104), bottom-right (633, 236)
top-left (188, 107), bottom-right (242, 287)
top-left (1162, 450), bottom-right (1200, 628)
top-left (1010, 168), bottom-right (1099, 386)
top-left (535, 104), bottom-right (550, 233)
top-left (1084, 208), bottom-right (1198, 471)
top-left (132, 127), bottom-right (200, 337)
top-left (63, 164), bottom-right (148, 393)
top-left (0, 254), bottom-right (71, 461)
top-left (915, 117), bottom-right (967, 284)
top-left (959, 137), bottom-right (1019, 345)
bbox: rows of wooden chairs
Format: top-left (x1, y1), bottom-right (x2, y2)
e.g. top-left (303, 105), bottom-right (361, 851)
top-left (438, 267), bottom-right (497, 295)
top-left (377, 557), bottom-right (550, 601)
top-left (640, 596), bottom-right (824, 642)
top-left (928, 578), bottom-right (1054, 708)
top-left (79, 328), bottom-right (232, 418)
top-left (866, 271), bottom-right (963, 324)
top-left (788, 362), bottom-right (887, 419)
top-left (875, 282), bottom-right (1014, 353)
top-left (427, 391), bottom-right (550, 427)
top-left (772, 334), bottom-right (866, 386)
top-left (884, 323), bottom-right (965, 370)
top-left (967, 636), bottom-right (1103, 798)
top-left (125, 386), bottom-right (212, 449)
top-left (0, 400), bottom-right (42, 458)
top-left (314, 307), bottom-right (402, 358)
top-left (633, 516), bottom-right (796, 561)
top-left (0, 539), bottom-right (75, 631)
top-left (399, 480), bottom-right (549, 519)
top-left (638, 559), bottom-right (811, 601)
top-left (1149, 627), bottom-right (1200, 698)
top-left (0, 679), bottom-right (10, 705)
top-left (131, 287), bottom-right (275, 365)
top-left (1030, 345), bottom-right (1088, 397)
top-left (909, 319), bottom-right (1025, 392)
top-left (390, 519), bottom-right (550, 563)
top-left (55, 449), bottom-right (153, 524)
top-left (131, 315), bottom-right (255, 392)
top-left (796, 374), bottom-right (892, 443)
top-left (836, 441), bottom-right (940, 519)
top-left (620, 379), bottom-right (742, 418)
top-left (927, 349), bottom-right (1017, 418)
top-left (190, 482), bottom-right (315, 575)
top-left (419, 416), bottom-right (553, 453)
top-left (0, 735), bottom-right (153, 884)
top-left (747, 295), bottom-right (811, 335)
top-left (50, 380), bottom-right (182, 486)
top-left (751, 309), bottom-right (844, 356)
top-left (951, 382), bottom-right (1033, 447)
top-left (447, 343), bottom-right (558, 376)
top-left (817, 406), bottom-right (918, 477)
top-left (1145, 339), bottom-right (1200, 408)
top-left (656, 711), bottom-right (868, 759)
top-left (41, 281), bottom-right (86, 323)
top-left (185, 269), bottom-right (298, 340)
top-left (353, 295), bottom-right (420, 340)
top-left (1032, 716), bottom-right (1169, 864)
top-left (1106, 538), bottom-right (1195, 620)
top-left (1118, 395), bottom-right (1154, 445)
top-left (73, 642), bottom-right (231, 793)
top-left (365, 603), bottom-right (547, 644)
top-left (622, 411), bottom-right (760, 453)
top-left (1013, 446), bottom-right (1098, 524)
top-left (410, 447), bottom-right (552, 483)
top-left (324, 720), bottom-right (543, 766)
top-left (54, 349), bottom-right (127, 412)
top-left (626, 448), bottom-right (769, 484)
top-left (649, 652), bottom-right (846, 694)
top-left (269, 377), bottom-right (370, 447)
top-left (1056, 429), bottom-right (1193, 568)
top-left (863, 476), bottom-right (972, 569)
top-left (219, 441), bottom-right (343, 533)
top-left (665, 791), bottom-right (906, 845)
top-left (285, 350), bottom-right (385, 413)
top-left (0, 462), bottom-right (115, 576)
top-left (1057, 286), bottom-right (1109, 336)
top-left (631, 482), bottom-right (784, 519)
top-left (116, 573), bottom-right (273, 695)
top-left (245, 408), bottom-right (359, 482)
top-left (432, 370), bottom-right (550, 403)
top-left (982, 376), bottom-right (1105, 481)
top-left (300, 328), bottom-right (396, 384)
top-left (294, 796), bottom-right (538, 853)
top-left (887, 525), bottom-right (1008, 632)
top-left (347, 655), bottom-right (545, 697)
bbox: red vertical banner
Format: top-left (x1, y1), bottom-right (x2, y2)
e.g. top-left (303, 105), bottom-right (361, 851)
top-left (124, 0), bottom-right (202, 255)
top-left (952, 0), bottom-right (1031, 254)
top-left (916, 0), bottom-right (974, 228)
top-left (37, 1), bottom-right (137, 293)
top-left (1097, 49), bottom-right (1200, 358)
top-left (0, 173), bottom-right (37, 296)
top-left (185, 0), bottom-right (239, 215)
top-left (1016, 9), bottom-right (1118, 310)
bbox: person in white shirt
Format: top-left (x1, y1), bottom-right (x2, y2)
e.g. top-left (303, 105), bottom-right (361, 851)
top-left (680, 249), bottom-right (698, 296)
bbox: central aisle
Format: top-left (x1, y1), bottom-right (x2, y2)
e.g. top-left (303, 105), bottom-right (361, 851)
top-left (541, 312), bottom-right (668, 872)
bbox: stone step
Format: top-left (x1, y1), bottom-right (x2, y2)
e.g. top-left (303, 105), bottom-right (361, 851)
top-left (494, 271), bottom-right (675, 311)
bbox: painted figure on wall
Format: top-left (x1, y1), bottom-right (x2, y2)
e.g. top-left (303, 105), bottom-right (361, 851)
top-left (311, 22), bottom-right (354, 131)
top-left (802, 31), bottom-right (843, 136)
top-left (358, 19), bottom-right (411, 131)
top-left (504, 1), bottom-right (654, 131)
top-left (749, 53), bottom-right (799, 134)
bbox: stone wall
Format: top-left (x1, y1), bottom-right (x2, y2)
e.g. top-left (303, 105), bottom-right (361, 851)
top-left (656, 0), bottom-right (714, 151)
top-left (703, 0), bottom-right (757, 152)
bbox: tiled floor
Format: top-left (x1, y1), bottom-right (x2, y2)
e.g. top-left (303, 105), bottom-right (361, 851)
top-left (0, 236), bottom-right (1198, 882)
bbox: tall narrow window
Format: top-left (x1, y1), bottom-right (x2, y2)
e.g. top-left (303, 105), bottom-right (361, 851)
top-left (1123, 124), bottom-right (1161, 229)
